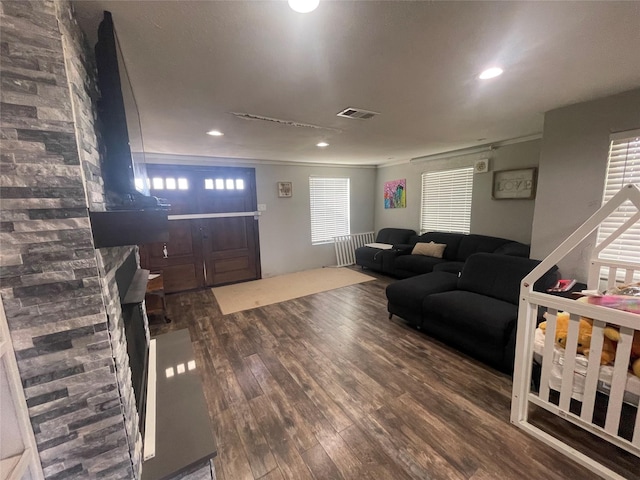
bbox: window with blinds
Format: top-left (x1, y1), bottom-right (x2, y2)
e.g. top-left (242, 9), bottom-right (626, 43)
top-left (420, 167), bottom-right (473, 234)
top-left (309, 177), bottom-right (350, 244)
top-left (596, 130), bottom-right (640, 268)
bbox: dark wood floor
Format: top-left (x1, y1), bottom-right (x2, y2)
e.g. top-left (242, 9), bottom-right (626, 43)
top-left (151, 271), bottom-right (639, 480)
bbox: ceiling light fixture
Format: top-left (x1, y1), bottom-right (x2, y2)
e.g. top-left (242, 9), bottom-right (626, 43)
top-left (479, 67), bottom-right (503, 80)
top-left (288, 0), bottom-right (319, 14)
top-left (206, 130), bottom-right (224, 136)
top-left (316, 142), bottom-right (329, 148)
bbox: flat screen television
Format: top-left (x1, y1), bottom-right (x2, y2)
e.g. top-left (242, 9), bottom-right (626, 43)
top-left (95, 11), bottom-right (155, 206)
top-left (89, 11), bottom-right (169, 248)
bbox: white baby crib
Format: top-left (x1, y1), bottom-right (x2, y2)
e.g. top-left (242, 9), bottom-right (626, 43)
top-left (511, 184), bottom-right (640, 479)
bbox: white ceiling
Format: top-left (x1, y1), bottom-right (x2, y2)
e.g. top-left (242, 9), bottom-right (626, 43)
top-left (72, 1), bottom-right (640, 166)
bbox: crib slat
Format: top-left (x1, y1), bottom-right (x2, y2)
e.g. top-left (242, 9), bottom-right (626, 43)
top-left (624, 268), bottom-right (634, 284)
top-left (587, 262), bottom-right (601, 291)
top-left (581, 320), bottom-right (606, 423)
top-left (559, 313), bottom-right (580, 412)
top-left (607, 267), bottom-right (618, 289)
top-left (634, 391), bottom-right (640, 447)
top-left (334, 232), bottom-right (376, 267)
top-left (347, 238), bottom-right (355, 265)
top-left (539, 309), bottom-right (558, 402)
top-left (604, 326), bottom-right (634, 435)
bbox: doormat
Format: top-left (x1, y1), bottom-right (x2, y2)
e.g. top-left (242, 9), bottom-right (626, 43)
top-left (212, 267), bottom-right (374, 315)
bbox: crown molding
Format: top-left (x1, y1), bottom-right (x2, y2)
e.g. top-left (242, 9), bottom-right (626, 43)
top-left (139, 152), bottom-right (378, 169)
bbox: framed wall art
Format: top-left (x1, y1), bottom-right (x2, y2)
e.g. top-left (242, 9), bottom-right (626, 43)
top-left (277, 181), bottom-right (293, 198)
top-left (492, 168), bottom-right (537, 200)
top-left (384, 179), bottom-right (406, 208)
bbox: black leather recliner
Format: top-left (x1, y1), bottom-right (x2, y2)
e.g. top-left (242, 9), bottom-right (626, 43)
top-left (354, 228), bottom-right (416, 273)
top-left (386, 253), bottom-right (558, 373)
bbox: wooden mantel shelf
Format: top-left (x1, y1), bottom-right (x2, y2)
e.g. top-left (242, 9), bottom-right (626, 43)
top-left (89, 209), bottom-right (168, 249)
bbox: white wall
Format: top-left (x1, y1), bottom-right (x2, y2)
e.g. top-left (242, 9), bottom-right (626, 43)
top-left (253, 162), bottom-right (376, 277)
top-left (374, 139), bottom-right (541, 244)
top-left (531, 88), bottom-right (640, 281)
top-left (146, 155), bottom-right (376, 277)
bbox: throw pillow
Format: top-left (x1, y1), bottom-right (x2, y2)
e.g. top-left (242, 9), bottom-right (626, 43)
top-left (411, 241), bottom-right (446, 258)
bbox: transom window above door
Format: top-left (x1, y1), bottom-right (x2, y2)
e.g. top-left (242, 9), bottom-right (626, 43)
top-left (204, 178), bottom-right (245, 190)
top-left (147, 176), bottom-right (189, 191)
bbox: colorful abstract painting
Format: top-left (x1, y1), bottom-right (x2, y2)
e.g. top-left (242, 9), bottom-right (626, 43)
top-left (384, 179), bottom-right (406, 208)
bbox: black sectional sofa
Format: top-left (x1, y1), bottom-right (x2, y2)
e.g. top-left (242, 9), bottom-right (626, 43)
top-left (355, 228), bottom-right (530, 278)
top-left (386, 253), bottom-right (558, 372)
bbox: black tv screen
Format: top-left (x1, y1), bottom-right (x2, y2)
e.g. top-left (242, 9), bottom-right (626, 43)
top-left (95, 11), bottom-right (136, 197)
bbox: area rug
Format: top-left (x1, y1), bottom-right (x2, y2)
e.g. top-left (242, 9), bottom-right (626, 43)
top-left (212, 267), bottom-right (374, 314)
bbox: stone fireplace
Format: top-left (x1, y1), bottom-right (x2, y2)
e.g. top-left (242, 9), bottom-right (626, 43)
top-left (0, 1), bottom-right (147, 477)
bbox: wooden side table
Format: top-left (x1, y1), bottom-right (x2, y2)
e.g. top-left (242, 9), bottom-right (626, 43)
top-left (146, 274), bottom-right (170, 323)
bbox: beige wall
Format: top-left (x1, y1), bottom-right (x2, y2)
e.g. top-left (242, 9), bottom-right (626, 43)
top-left (531, 88), bottom-right (640, 281)
top-left (374, 139), bottom-right (541, 244)
top-left (146, 155), bottom-right (376, 277)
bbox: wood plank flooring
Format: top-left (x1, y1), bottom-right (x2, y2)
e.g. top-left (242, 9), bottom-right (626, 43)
top-left (151, 270), bottom-right (639, 479)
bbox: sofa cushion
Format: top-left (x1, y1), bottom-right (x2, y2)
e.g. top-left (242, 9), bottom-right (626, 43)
top-left (457, 253), bottom-right (556, 304)
top-left (455, 234), bottom-right (511, 261)
top-left (392, 243), bottom-right (415, 253)
top-left (494, 242), bottom-right (530, 258)
top-left (386, 272), bottom-right (459, 314)
top-left (411, 242), bottom-right (446, 258)
top-left (394, 254), bottom-right (448, 275)
top-left (376, 228), bottom-right (416, 245)
top-left (432, 261), bottom-right (465, 275)
top-left (422, 290), bottom-right (518, 351)
top-left (415, 232), bottom-right (463, 260)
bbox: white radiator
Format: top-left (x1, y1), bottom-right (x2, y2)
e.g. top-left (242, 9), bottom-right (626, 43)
top-left (333, 232), bottom-right (375, 267)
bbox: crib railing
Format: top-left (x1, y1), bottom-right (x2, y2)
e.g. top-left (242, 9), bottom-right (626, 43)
top-left (333, 232), bottom-right (375, 267)
top-left (512, 185), bottom-right (640, 479)
top-left (513, 289), bottom-right (640, 478)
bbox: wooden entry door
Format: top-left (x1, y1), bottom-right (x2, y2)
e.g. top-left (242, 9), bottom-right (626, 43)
top-left (141, 219), bottom-right (204, 293)
top-left (200, 216), bottom-right (260, 285)
top-left (139, 166), bottom-right (261, 293)
top-left (197, 168), bottom-right (260, 286)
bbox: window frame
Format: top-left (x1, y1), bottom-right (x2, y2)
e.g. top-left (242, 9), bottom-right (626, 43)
top-left (309, 176), bottom-right (351, 245)
top-left (596, 129), bottom-right (640, 269)
top-left (420, 166), bottom-right (474, 234)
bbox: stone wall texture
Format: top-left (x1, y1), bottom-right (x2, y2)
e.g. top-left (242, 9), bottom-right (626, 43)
top-left (1, 1), bottom-right (143, 478)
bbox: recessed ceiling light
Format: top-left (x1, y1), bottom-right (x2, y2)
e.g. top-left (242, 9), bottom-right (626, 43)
top-left (479, 67), bottom-right (503, 80)
top-left (288, 0), bottom-right (319, 13)
top-left (206, 130), bottom-right (224, 136)
top-left (317, 142), bottom-right (329, 148)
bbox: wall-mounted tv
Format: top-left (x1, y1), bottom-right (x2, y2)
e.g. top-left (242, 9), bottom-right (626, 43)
top-left (89, 11), bottom-right (169, 248)
top-left (95, 11), bottom-right (154, 206)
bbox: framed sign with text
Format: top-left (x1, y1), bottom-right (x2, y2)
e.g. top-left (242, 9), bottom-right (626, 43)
top-left (492, 168), bottom-right (537, 200)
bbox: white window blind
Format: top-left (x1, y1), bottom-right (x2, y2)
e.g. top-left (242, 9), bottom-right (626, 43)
top-left (596, 130), bottom-right (640, 267)
top-left (420, 167), bottom-right (473, 234)
top-left (310, 177), bottom-right (350, 244)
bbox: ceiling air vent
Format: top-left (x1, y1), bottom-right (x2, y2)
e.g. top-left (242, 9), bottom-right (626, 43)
top-left (336, 107), bottom-right (379, 120)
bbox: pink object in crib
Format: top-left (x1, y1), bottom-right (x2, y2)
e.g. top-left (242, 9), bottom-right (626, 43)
top-left (586, 295), bottom-right (640, 315)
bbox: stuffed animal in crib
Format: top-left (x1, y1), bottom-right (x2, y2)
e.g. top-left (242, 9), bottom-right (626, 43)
top-left (594, 282), bottom-right (640, 377)
top-left (539, 312), bottom-right (618, 365)
top-left (599, 328), bottom-right (640, 378)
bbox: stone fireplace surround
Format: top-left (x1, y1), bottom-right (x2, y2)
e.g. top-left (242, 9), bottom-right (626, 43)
top-left (1, 1), bottom-right (148, 478)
